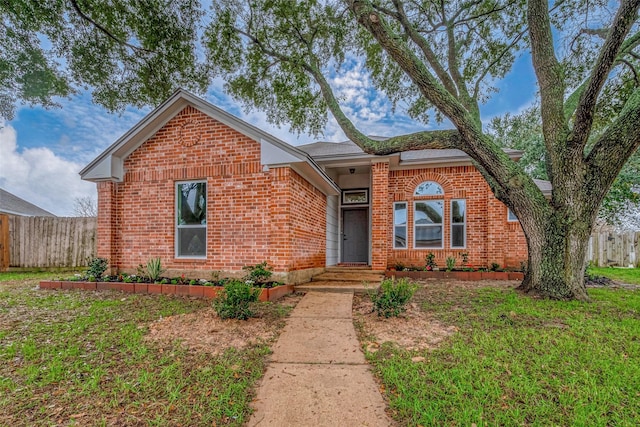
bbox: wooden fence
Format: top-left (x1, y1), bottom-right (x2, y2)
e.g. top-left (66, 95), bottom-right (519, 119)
top-left (588, 231), bottom-right (639, 267)
top-left (0, 214), bottom-right (96, 271)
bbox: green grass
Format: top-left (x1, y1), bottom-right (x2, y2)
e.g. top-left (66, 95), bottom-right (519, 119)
top-left (361, 283), bottom-right (640, 426)
top-left (0, 270), bottom-right (82, 282)
top-left (0, 274), bottom-right (290, 426)
top-left (589, 266), bottom-right (640, 285)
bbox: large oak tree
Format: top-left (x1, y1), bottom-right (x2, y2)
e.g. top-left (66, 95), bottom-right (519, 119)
top-left (3, 0), bottom-right (639, 300)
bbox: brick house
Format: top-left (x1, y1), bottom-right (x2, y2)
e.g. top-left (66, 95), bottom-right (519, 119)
top-left (80, 90), bottom-right (550, 282)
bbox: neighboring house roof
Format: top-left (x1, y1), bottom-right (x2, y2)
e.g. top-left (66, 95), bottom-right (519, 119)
top-left (0, 188), bottom-right (55, 217)
top-left (80, 89), bottom-right (340, 196)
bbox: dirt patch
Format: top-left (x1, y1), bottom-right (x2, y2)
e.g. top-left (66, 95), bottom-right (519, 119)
top-left (354, 280), bottom-right (519, 352)
top-left (144, 293), bottom-right (304, 354)
top-left (353, 294), bottom-right (458, 352)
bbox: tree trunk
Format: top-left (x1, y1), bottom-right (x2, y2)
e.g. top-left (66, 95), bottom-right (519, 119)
top-left (518, 211), bottom-right (592, 301)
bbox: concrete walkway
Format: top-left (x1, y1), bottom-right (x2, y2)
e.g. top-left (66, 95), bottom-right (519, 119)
top-left (247, 292), bottom-right (392, 426)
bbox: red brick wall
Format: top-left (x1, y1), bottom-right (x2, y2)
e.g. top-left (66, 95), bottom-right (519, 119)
top-left (381, 165), bottom-right (527, 269)
top-left (371, 162), bottom-right (390, 270)
top-left (96, 106), bottom-right (326, 277)
top-left (288, 170), bottom-right (327, 270)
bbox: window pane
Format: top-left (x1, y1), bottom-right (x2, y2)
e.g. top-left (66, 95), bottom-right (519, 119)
top-left (452, 200), bottom-right (465, 223)
top-left (177, 228), bottom-right (206, 257)
top-left (508, 208), bottom-right (518, 221)
top-left (415, 181), bottom-right (444, 196)
top-left (415, 226), bottom-right (442, 248)
top-left (177, 182), bottom-right (207, 225)
top-left (415, 201), bottom-right (443, 225)
top-left (394, 203), bottom-right (407, 226)
top-left (394, 226), bottom-right (406, 248)
top-left (452, 224), bottom-right (465, 248)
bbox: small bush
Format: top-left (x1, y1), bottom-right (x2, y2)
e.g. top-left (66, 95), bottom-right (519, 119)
top-left (425, 252), bottom-right (437, 270)
top-left (86, 257), bottom-right (108, 280)
top-left (242, 261), bottom-right (273, 284)
top-left (213, 280), bottom-right (262, 320)
top-left (369, 278), bottom-right (418, 318)
top-left (138, 257), bottom-right (165, 282)
top-left (445, 256), bottom-right (456, 271)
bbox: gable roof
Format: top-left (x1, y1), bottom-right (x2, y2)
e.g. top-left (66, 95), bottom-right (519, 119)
top-left (80, 89), bottom-right (339, 195)
top-left (0, 188), bottom-right (55, 217)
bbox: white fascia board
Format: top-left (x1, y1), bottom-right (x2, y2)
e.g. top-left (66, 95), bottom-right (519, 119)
top-left (290, 163), bottom-right (340, 196)
top-left (261, 139), bottom-right (304, 165)
top-left (261, 139), bottom-right (340, 196)
top-left (81, 155), bottom-right (125, 182)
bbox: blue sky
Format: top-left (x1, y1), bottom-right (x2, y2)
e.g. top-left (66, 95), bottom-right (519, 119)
top-left (0, 55), bottom-right (537, 216)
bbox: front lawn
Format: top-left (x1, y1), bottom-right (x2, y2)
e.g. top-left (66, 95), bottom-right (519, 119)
top-left (589, 266), bottom-right (640, 285)
top-left (361, 282), bottom-right (640, 426)
top-left (0, 273), bottom-right (288, 426)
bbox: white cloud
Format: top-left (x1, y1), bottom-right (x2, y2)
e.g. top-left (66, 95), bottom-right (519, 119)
top-left (0, 122), bottom-right (96, 216)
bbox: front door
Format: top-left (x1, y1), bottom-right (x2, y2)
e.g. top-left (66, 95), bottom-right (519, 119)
top-left (342, 208), bottom-right (368, 263)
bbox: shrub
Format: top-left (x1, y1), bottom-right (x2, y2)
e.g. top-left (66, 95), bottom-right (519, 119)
top-left (139, 257), bottom-right (165, 282)
top-left (369, 278), bottom-right (418, 318)
top-left (445, 256), bottom-right (456, 271)
top-left (213, 280), bottom-right (262, 320)
top-left (425, 252), bottom-right (437, 270)
top-left (242, 261), bottom-right (273, 284)
top-left (86, 257), bottom-right (108, 280)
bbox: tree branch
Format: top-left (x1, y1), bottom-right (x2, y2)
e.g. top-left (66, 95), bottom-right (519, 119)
top-left (571, 0), bottom-right (640, 149)
top-left (69, 0), bottom-right (153, 54)
top-left (527, 0), bottom-right (568, 147)
top-left (586, 87), bottom-right (640, 202)
top-left (380, 0), bottom-right (458, 97)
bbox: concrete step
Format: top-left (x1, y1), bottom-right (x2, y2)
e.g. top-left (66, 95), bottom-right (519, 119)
top-left (294, 281), bottom-right (380, 294)
top-left (326, 266), bottom-right (373, 272)
top-left (311, 272), bottom-right (384, 283)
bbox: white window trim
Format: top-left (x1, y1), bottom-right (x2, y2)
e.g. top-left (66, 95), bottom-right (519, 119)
top-left (175, 180), bottom-right (207, 259)
top-left (414, 181), bottom-right (444, 196)
top-left (413, 200), bottom-right (444, 249)
top-left (393, 202), bottom-right (408, 250)
top-left (507, 207), bottom-right (519, 222)
top-left (451, 199), bottom-right (466, 249)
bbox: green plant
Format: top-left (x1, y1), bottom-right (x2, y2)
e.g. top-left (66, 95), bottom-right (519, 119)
top-left (368, 278), bottom-right (418, 318)
top-left (142, 257), bottom-right (165, 282)
top-left (489, 262), bottom-right (500, 272)
top-left (425, 253), bottom-right (437, 271)
top-left (213, 280), bottom-right (262, 320)
top-left (393, 262), bottom-right (405, 271)
top-left (242, 261), bottom-right (272, 284)
top-left (86, 257), bottom-right (108, 280)
top-left (445, 256), bottom-right (456, 271)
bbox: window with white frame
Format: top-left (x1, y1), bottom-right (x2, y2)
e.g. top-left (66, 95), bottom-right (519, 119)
top-left (414, 181), bottom-right (444, 196)
top-left (414, 200), bottom-right (443, 248)
top-left (176, 181), bottom-right (207, 258)
top-left (507, 208), bottom-right (518, 222)
top-left (451, 199), bottom-right (466, 248)
top-left (393, 202), bottom-right (407, 249)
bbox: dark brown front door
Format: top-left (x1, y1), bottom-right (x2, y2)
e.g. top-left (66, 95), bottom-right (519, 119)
top-left (342, 208), bottom-right (368, 263)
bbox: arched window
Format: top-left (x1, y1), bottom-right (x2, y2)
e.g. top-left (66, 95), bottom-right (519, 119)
top-left (414, 181), bottom-right (444, 196)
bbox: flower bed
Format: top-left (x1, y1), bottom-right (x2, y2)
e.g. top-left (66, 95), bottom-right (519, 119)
top-left (39, 280), bottom-right (294, 302)
top-left (385, 270), bottom-right (524, 281)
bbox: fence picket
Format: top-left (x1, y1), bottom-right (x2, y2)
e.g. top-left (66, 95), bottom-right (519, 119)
top-left (7, 215), bottom-right (96, 269)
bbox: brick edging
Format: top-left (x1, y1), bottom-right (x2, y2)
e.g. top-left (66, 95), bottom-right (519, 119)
top-left (385, 270), bottom-right (524, 281)
top-left (38, 281), bottom-right (294, 302)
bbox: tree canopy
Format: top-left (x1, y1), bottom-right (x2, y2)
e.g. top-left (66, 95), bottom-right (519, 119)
top-left (3, 0), bottom-right (640, 300)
